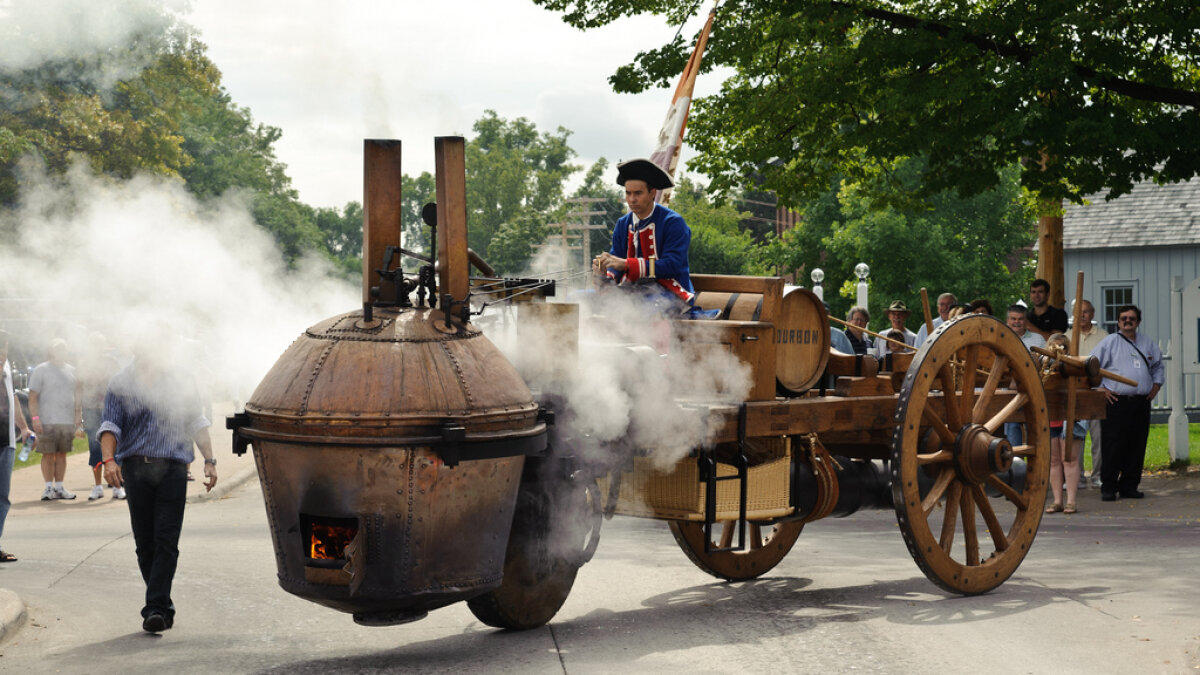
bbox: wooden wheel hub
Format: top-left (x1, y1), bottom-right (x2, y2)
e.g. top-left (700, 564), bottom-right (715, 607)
top-left (953, 424), bottom-right (1013, 484)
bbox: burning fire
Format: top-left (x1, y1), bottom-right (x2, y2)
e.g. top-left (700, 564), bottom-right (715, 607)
top-left (309, 522), bottom-right (356, 560)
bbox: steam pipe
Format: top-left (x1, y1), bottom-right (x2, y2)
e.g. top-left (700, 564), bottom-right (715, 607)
top-left (363, 140), bottom-right (403, 307)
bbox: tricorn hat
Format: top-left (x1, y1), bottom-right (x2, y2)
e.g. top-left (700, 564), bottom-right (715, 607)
top-left (616, 158), bottom-right (674, 190)
top-left (886, 300), bottom-right (911, 316)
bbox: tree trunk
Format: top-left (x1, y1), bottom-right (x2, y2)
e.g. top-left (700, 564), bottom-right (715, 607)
top-left (1037, 200), bottom-right (1065, 309)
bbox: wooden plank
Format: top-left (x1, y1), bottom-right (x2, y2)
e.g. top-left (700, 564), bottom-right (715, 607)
top-left (701, 388), bottom-right (1109, 444)
top-left (362, 139), bottom-right (403, 305)
top-left (434, 137), bottom-right (470, 307)
top-left (691, 274), bottom-right (785, 297)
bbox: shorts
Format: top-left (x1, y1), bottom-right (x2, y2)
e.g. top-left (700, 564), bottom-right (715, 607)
top-left (1050, 421), bottom-right (1087, 440)
top-left (37, 424), bottom-right (75, 453)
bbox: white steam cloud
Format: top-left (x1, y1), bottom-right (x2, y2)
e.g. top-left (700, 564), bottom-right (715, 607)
top-left (491, 289), bottom-right (752, 469)
top-left (0, 0), bottom-right (189, 92)
top-left (0, 161), bottom-right (357, 402)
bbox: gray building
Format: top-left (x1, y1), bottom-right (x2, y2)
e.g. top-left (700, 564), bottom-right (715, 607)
top-left (1062, 176), bottom-right (1200, 413)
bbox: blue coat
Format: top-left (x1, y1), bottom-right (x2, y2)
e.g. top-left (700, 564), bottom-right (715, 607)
top-left (606, 203), bottom-right (694, 303)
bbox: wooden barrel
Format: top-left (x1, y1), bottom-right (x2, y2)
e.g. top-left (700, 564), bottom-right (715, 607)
top-left (693, 288), bottom-right (830, 394)
top-left (774, 288), bottom-right (830, 393)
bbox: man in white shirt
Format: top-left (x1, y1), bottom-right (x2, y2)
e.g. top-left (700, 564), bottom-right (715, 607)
top-left (915, 292), bottom-right (957, 346)
top-left (1075, 300), bottom-right (1108, 487)
top-left (873, 300), bottom-right (917, 358)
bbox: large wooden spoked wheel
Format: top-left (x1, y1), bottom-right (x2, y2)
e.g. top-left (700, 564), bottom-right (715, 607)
top-left (669, 519), bottom-right (803, 581)
top-left (891, 313), bottom-right (1049, 595)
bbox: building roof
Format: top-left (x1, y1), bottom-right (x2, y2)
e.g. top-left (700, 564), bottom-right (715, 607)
top-left (1063, 176), bottom-right (1200, 250)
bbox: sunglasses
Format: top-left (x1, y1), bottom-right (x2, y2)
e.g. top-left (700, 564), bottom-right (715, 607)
top-left (1119, 316), bottom-right (1139, 322)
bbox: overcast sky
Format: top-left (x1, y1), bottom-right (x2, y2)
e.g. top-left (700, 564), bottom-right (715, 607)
top-left (184, 1), bottom-right (712, 208)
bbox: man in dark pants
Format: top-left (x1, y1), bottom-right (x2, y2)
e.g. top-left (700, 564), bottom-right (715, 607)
top-left (1091, 305), bottom-right (1164, 501)
top-left (98, 335), bottom-right (217, 633)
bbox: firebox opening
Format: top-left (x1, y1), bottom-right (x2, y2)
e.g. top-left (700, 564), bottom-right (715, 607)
top-left (301, 514), bottom-right (358, 569)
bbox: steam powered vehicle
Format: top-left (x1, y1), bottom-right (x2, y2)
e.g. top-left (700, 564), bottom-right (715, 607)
top-left (228, 138), bottom-right (1112, 630)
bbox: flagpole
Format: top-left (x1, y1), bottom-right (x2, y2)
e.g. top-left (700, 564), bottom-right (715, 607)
top-left (650, 0), bottom-right (720, 205)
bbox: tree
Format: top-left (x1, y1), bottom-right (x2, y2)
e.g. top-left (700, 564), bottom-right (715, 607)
top-left (762, 158), bottom-right (1035, 328)
top-left (397, 171), bottom-right (437, 264)
top-left (312, 201), bottom-right (363, 277)
top-left (568, 158), bottom-right (625, 263)
top-left (0, 26), bottom-right (203, 203)
top-left (466, 110), bottom-right (577, 265)
top-left (670, 178), bottom-right (765, 275)
top-left (0, 9), bottom-right (333, 266)
top-left (534, 0), bottom-right (1200, 206)
top-left (392, 112), bottom-right (581, 276)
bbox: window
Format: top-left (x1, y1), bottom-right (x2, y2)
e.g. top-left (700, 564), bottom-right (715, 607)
top-left (1101, 284), bottom-right (1135, 334)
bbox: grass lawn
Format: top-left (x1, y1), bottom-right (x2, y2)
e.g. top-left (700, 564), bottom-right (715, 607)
top-left (1077, 423), bottom-right (1198, 472)
top-left (14, 426), bottom-right (1193, 474)
top-left (13, 437), bottom-right (89, 470)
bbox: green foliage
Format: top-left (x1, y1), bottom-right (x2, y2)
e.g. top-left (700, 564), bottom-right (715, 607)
top-left (0, 8), bottom-right (335, 267)
top-left (313, 201), bottom-right (363, 277)
top-left (465, 110), bottom-right (577, 272)
top-left (535, 0), bottom-right (1200, 206)
top-left (400, 172), bottom-right (436, 259)
top-left (569, 158), bottom-right (625, 262)
top-left (762, 158), bottom-right (1035, 328)
top-left (486, 212), bottom-right (555, 276)
top-left (670, 178), bottom-right (765, 275)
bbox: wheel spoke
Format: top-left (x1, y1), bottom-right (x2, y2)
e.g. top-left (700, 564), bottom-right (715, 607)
top-left (983, 393), bottom-right (1028, 433)
top-left (938, 362), bottom-right (963, 431)
top-left (921, 405), bottom-right (958, 446)
top-left (1012, 443), bottom-right (1036, 457)
top-left (718, 521), bottom-right (734, 549)
top-left (986, 474), bottom-right (1028, 511)
top-left (972, 353), bottom-right (1008, 424)
top-left (918, 449), bottom-right (952, 465)
top-left (922, 467), bottom-right (956, 516)
top-left (939, 481), bottom-right (963, 554)
top-left (971, 484), bottom-right (1009, 553)
top-left (749, 523), bottom-right (763, 550)
top-left (959, 345), bottom-right (979, 423)
top-left (960, 487), bottom-right (979, 566)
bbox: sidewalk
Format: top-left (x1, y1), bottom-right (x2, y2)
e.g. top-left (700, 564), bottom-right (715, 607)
top-left (0, 402), bottom-right (258, 644)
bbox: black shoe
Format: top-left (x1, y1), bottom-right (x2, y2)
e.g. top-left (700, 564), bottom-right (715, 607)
top-left (1101, 492), bottom-right (1117, 502)
top-left (143, 613), bottom-right (167, 633)
top-left (1120, 490), bottom-right (1145, 499)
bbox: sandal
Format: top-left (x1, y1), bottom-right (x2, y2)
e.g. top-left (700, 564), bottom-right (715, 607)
top-left (1045, 503), bottom-right (1063, 513)
top-left (1064, 504), bottom-right (1077, 514)
top-left (0, 550), bottom-right (16, 563)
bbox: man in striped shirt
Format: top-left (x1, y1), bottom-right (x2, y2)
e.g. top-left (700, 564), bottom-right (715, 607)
top-left (98, 334), bottom-right (217, 634)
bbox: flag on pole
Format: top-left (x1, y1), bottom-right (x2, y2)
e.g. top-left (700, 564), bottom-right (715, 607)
top-left (649, 1), bottom-right (718, 205)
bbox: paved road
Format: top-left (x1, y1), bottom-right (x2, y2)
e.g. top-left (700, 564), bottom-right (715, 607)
top-left (1, 463), bottom-right (1198, 674)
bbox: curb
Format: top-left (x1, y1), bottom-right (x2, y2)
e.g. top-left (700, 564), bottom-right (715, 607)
top-left (0, 587), bottom-right (28, 646)
top-left (188, 461), bottom-right (258, 503)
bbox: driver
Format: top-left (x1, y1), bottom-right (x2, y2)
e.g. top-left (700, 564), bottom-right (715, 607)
top-left (592, 159), bottom-right (694, 310)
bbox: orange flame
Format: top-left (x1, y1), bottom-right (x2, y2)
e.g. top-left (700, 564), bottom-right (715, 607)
top-left (309, 522), bottom-right (356, 560)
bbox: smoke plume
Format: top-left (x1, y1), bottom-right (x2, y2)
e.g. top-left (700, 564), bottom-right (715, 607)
top-left (491, 288), bottom-right (752, 470)
top-left (0, 161), bottom-right (357, 402)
